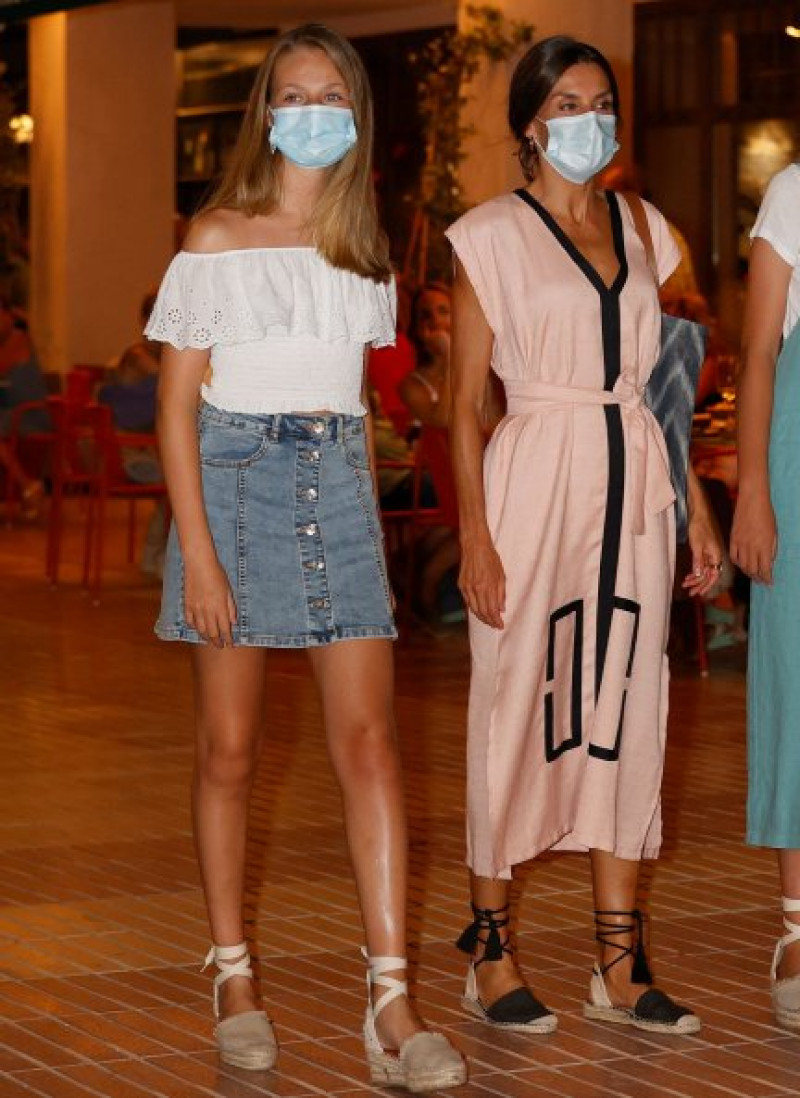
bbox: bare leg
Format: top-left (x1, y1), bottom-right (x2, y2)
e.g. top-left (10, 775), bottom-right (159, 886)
top-left (308, 638), bottom-right (422, 1050)
top-left (191, 645), bottom-right (268, 1018)
top-left (778, 849), bottom-right (800, 979)
top-left (589, 849), bottom-right (645, 1008)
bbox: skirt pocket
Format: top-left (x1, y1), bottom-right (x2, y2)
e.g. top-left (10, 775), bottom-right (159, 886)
top-left (199, 416), bottom-right (270, 467)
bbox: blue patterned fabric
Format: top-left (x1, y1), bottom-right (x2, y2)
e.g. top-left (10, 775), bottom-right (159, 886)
top-left (645, 315), bottom-right (705, 542)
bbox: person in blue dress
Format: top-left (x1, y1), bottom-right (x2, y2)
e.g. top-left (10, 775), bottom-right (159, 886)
top-left (732, 162), bottom-right (800, 1033)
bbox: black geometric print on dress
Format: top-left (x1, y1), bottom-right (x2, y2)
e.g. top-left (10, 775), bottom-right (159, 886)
top-left (544, 599), bottom-right (584, 763)
top-left (514, 188), bottom-right (630, 712)
top-left (588, 596), bottom-right (641, 762)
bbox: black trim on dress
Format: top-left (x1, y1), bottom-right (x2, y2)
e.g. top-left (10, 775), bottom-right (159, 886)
top-left (513, 188), bottom-right (630, 737)
top-left (544, 599), bottom-right (584, 763)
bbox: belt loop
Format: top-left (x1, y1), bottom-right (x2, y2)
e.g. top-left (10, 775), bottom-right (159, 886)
top-left (336, 414), bottom-right (345, 444)
top-left (270, 414), bottom-right (281, 443)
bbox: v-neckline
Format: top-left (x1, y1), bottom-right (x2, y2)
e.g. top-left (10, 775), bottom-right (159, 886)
top-left (514, 188), bottom-right (628, 297)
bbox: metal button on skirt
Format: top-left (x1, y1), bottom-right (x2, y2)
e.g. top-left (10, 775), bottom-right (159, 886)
top-left (155, 403), bottom-right (396, 647)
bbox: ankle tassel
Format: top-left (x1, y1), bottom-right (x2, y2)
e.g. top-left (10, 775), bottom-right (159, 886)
top-left (594, 908), bottom-right (653, 986)
top-left (630, 910), bottom-right (653, 985)
top-left (455, 904), bottom-right (508, 961)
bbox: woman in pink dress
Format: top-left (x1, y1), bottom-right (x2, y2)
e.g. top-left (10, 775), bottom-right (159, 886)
top-left (448, 36), bottom-right (721, 1035)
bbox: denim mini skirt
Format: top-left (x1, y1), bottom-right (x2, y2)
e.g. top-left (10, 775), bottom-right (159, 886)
top-left (156, 403), bottom-right (396, 647)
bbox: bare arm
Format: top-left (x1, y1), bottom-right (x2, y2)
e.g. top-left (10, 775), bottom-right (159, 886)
top-left (449, 256), bottom-right (505, 628)
top-left (683, 465), bottom-right (724, 597)
top-left (157, 344), bottom-right (236, 646)
top-left (730, 238), bottom-right (792, 583)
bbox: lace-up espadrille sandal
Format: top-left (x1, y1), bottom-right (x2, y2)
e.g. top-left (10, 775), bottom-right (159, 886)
top-left (363, 953), bottom-right (467, 1092)
top-left (455, 904), bottom-right (557, 1033)
top-left (203, 943), bottom-right (278, 1070)
top-left (583, 910), bottom-right (701, 1034)
top-left (772, 897), bottom-right (800, 1031)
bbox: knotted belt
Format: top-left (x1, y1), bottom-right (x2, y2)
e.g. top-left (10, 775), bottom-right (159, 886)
top-left (503, 378), bottom-right (675, 536)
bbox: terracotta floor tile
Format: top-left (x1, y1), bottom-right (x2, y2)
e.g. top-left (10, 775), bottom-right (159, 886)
top-left (0, 506), bottom-right (797, 1097)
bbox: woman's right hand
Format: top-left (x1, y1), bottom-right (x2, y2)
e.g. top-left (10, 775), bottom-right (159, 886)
top-left (184, 553), bottom-right (238, 647)
top-left (459, 538), bottom-right (506, 629)
top-left (730, 488), bottom-right (777, 585)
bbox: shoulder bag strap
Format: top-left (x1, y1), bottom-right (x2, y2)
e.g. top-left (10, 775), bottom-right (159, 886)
top-left (621, 190), bottom-right (658, 286)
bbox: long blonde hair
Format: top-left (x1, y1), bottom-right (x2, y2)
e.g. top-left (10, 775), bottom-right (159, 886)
top-left (200, 24), bottom-right (391, 282)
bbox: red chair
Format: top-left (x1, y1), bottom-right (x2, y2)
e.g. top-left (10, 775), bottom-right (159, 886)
top-left (46, 401), bottom-right (167, 599)
top-left (45, 397), bottom-right (103, 587)
top-left (85, 403), bottom-right (167, 601)
top-left (378, 428), bottom-right (460, 627)
top-left (418, 426), bottom-right (459, 531)
top-left (3, 398), bottom-right (55, 519)
top-left (64, 365), bottom-right (108, 405)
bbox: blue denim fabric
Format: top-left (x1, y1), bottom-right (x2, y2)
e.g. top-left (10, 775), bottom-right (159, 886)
top-left (156, 403), bottom-right (396, 647)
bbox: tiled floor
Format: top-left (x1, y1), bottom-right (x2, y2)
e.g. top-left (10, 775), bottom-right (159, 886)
top-left (0, 506), bottom-right (798, 1097)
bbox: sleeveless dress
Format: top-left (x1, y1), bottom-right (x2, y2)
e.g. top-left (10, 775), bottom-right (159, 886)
top-left (446, 191), bottom-right (681, 879)
top-left (747, 165), bottom-right (800, 847)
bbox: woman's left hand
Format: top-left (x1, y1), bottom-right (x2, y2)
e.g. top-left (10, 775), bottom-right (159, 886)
top-left (682, 505), bottom-right (725, 598)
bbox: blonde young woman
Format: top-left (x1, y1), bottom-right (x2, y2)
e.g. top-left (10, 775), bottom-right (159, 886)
top-left (146, 25), bottom-right (465, 1091)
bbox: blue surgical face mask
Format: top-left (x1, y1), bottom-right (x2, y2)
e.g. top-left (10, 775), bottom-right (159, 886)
top-left (535, 111), bottom-right (619, 185)
top-left (269, 105), bottom-right (357, 169)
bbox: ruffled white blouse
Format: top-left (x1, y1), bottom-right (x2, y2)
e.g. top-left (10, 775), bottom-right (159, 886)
top-left (145, 247), bottom-right (396, 416)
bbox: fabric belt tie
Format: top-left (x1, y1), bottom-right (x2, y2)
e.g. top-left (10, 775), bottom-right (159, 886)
top-left (504, 378), bottom-right (675, 536)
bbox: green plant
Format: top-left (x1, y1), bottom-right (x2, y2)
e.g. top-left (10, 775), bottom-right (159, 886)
top-left (404, 4), bottom-right (534, 281)
top-left (0, 74), bottom-right (28, 300)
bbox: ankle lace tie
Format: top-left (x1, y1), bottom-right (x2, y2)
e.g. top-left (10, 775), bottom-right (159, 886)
top-left (456, 903), bottom-right (512, 967)
top-left (594, 909), bottom-right (652, 986)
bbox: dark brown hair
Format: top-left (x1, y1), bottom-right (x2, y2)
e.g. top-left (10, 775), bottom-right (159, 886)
top-left (508, 36), bottom-right (621, 182)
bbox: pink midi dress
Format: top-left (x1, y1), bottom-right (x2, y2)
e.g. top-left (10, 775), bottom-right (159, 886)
top-left (446, 190), bottom-right (681, 879)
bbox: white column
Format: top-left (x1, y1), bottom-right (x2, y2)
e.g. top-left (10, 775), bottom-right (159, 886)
top-left (459, 0), bottom-right (635, 204)
top-left (29, 1), bottom-right (176, 373)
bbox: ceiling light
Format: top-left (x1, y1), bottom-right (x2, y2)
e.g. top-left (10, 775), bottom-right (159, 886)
top-left (786, 25), bottom-right (800, 38)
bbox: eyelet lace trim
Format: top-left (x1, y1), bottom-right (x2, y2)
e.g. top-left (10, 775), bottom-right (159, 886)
top-left (145, 249), bottom-right (396, 350)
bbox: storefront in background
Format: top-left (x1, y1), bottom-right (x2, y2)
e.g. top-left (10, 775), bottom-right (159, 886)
top-left (635, 0), bottom-right (800, 339)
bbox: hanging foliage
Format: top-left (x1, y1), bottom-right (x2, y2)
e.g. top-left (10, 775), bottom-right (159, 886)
top-left (0, 75), bottom-right (28, 303)
top-left (404, 4), bottom-right (534, 282)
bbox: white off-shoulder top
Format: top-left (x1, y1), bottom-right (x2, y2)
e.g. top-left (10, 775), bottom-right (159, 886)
top-left (145, 248), bottom-right (396, 416)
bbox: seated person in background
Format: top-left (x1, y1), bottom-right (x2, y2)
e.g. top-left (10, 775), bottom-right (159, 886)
top-left (371, 386), bottom-right (435, 512)
top-left (372, 383), bottom-right (459, 622)
top-left (0, 294), bottom-right (48, 517)
top-left (367, 278), bottom-right (416, 435)
top-left (99, 292), bottom-right (160, 430)
top-left (397, 284), bottom-right (463, 621)
top-left (98, 291), bottom-right (166, 575)
top-left (399, 281), bottom-right (452, 429)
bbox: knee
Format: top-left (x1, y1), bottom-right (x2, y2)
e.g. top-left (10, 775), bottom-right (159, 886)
top-left (196, 727), bottom-right (261, 791)
top-left (333, 716), bottom-right (398, 785)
